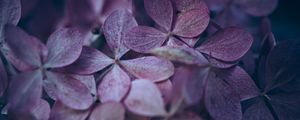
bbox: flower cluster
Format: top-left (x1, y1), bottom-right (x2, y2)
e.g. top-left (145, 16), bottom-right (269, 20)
top-left (0, 0), bottom-right (299, 120)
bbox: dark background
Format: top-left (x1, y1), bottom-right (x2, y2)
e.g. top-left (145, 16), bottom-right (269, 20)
top-left (270, 0), bottom-right (300, 41)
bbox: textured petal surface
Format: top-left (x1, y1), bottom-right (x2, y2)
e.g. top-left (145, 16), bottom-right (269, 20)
top-left (150, 46), bottom-right (208, 66)
top-left (121, 56), bottom-right (174, 82)
top-left (44, 72), bottom-right (93, 110)
top-left (50, 101), bottom-right (90, 120)
top-left (144, 0), bottom-right (173, 31)
top-left (45, 27), bottom-right (85, 68)
top-left (198, 27), bottom-right (253, 62)
top-left (4, 24), bottom-right (46, 69)
top-left (172, 10), bottom-right (209, 37)
top-left (0, 0), bottom-right (21, 42)
top-left (205, 72), bottom-right (242, 120)
top-left (62, 46), bottom-right (113, 74)
top-left (173, 0), bottom-right (209, 12)
top-left (0, 59), bottom-right (8, 96)
top-left (124, 80), bottom-right (167, 117)
top-left (124, 26), bottom-right (167, 53)
top-left (98, 65), bottom-right (131, 102)
top-left (156, 80), bottom-right (173, 104)
top-left (236, 0), bottom-right (278, 17)
top-left (217, 66), bottom-right (260, 100)
top-left (103, 9), bottom-right (138, 58)
top-left (207, 56), bottom-right (236, 68)
top-left (89, 102), bottom-right (125, 120)
top-left (243, 98), bottom-right (274, 120)
top-left (73, 75), bottom-right (97, 95)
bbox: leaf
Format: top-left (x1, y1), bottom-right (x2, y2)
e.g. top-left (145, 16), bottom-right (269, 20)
top-left (121, 56), bottom-right (174, 82)
top-left (50, 101), bottom-right (90, 120)
top-left (242, 98), bottom-right (274, 120)
top-left (172, 10), bottom-right (209, 38)
top-left (98, 65), bottom-right (131, 102)
top-left (103, 9), bottom-right (138, 58)
top-left (217, 66), bottom-right (260, 100)
top-left (269, 92), bottom-right (300, 120)
top-left (173, 0), bottom-right (209, 13)
top-left (124, 80), bottom-right (167, 117)
top-left (44, 71), bottom-right (93, 110)
top-left (144, 0), bottom-right (173, 31)
top-left (4, 24), bottom-right (47, 69)
top-left (124, 26), bottom-right (167, 53)
top-left (45, 27), bottom-right (86, 68)
top-left (150, 46), bottom-right (208, 66)
top-left (198, 27), bottom-right (253, 62)
top-left (156, 80), bottom-right (173, 104)
top-left (205, 72), bottom-right (242, 120)
top-left (0, 59), bottom-right (7, 96)
top-left (264, 41), bottom-right (300, 91)
top-left (0, 0), bottom-right (21, 42)
top-left (89, 102), bottom-right (125, 120)
top-left (62, 46), bottom-right (114, 74)
top-left (236, 0), bottom-right (278, 17)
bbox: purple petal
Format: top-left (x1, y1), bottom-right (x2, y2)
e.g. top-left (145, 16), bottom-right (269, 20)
top-left (89, 102), bottom-right (125, 120)
top-left (172, 10), bottom-right (210, 37)
top-left (171, 112), bottom-right (204, 120)
top-left (0, 59), bottom-right (8, 96)
top-left (61, 46), bottom-right (113, 75)
top-left (217, 66), bottom-right (260, 100)
top-left (121, 56), bottom-right (174, 82)
top-left (236, 0), bottom-right (278, 17)
top-left (4, 24), bottom-right (47, 70)
top-left (0, 0), bottom-right (21, 39)
top-left (144, 0), bottom-right (173, 31)
top-left (124, 26), bottom-right (167, 53)
top-left (150, 46), bottom-right (209, 66)
top-left (50, 101), bottom-right (90, 120)
top-left (243, 98), bottom-right (274, 120)
top-left (205, 72), bottom-right (242, 120)
top-left (207, 56), bottom-right (237, 68)
top-left (99, 0), bottom-right (133, 24)
top-left (98, 65), bottom-right (131, 102)
top-left (73, 74), bottom-right (97, 96)
top-left (156, 80), bottom-right (173, 104)
top-left (173, 0), bottom-right (209, 13)
top-left (124, 80), bottom-right (167, 117)
top-left (198, 27), bottom-right (253, 62)
top-left (103, 9), bottom-right (138, 58)
top-left (45, 27), bottom-right (86, 68)
top-left (44, 71), bottom-right (93, 110)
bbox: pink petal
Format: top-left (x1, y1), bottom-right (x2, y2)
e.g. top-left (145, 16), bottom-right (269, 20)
top-left (50, 101), bottom-right (90, 120)
top-left (150, 46), bottom-right (208, 66)
top-left (207, 56), bottom-right (237, 68)
top-left (72, 75), bottom-right (97, 96)
top-left (144, 0), bottom-right (173, 31)
top-left (121, 56), bottom-right (174, 82)
top-left (89, 102), bottom-right (125, 120)
top-left (124, 26), bottom-right (167, 53)
top-left (205, 72), bottom-right (242, 120)
top-left (30, 99), bottom-right (51, 120)
top-left (124, 80), bottom-right (167, 117)
top-left (198, 27), bottom-right (253, 62)
top-left (4, 24), bottom-right (47, 69)
top-left (236, 0), bottom-right (278, 17)
top-left (44, 71), bottom-right (93, 110)
top-left (172, 9), bottom-right (210, 37)
top-left (217, 66), bottom-right (260, 100)
top-left (156, 80), bottom-right (173, 104)
top-left (98, 65), bottom-right (131, 102)
top-left (45, 27), bottom-right (86, 68)
top-left (173, 0), bottom-right (209, 13)
top-left (0, 59), bottom-right (8, 96)
top-left (62, 46), bottom-right (114, 74)
top-left (103, 9), bottom-right (138, 58)
top-left (7, 70), bottom-right (43, 109)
